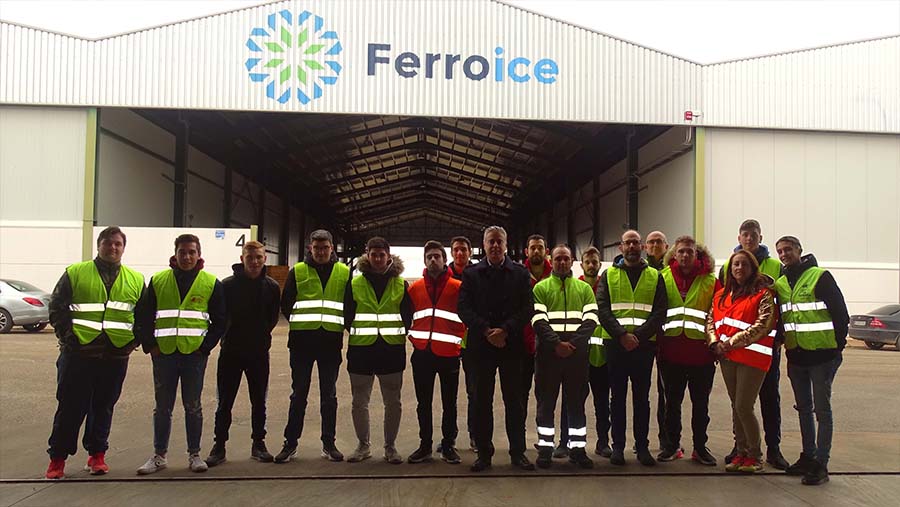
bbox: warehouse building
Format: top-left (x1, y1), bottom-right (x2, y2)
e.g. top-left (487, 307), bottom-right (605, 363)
top-left (0, 0), bottom-right (898, 314)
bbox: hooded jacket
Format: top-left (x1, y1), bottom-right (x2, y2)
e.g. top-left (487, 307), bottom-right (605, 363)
top-left (658, 243), bottom-right (721, 366)
top-left (220, 263), bottom-right (281, 356)
top-left (343, 254), bottom-right (413, 375)
top-left (595, 255), bottom-right (668, 356)
top-left (778, 253), bottom-right (849, 366)
top-left (280, 250), bottom-right (346, 349)
top-left (136, 257), bottom-right (227, 355)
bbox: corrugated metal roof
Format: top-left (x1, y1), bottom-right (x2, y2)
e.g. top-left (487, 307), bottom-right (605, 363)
top-left (0, 0), bottom-right (897, 132)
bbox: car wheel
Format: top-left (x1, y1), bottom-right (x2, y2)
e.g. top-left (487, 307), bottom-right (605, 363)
top-left (23, 322), bottom-right (48, 333)
top-left (0, 308), bottom-right (13, 334)
top-left (895, 335), bottom-right (900, 350)
top-left (864, 340), bottom-right (885, 350)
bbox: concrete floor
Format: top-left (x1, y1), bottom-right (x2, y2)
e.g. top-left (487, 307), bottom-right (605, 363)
top-left (1, 322), bottom-right (898, 506)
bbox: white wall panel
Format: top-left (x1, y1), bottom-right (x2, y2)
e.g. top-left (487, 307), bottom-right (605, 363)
top-left (0, 222), bottom-right (83, 293)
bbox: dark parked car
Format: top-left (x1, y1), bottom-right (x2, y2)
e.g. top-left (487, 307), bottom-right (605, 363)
top-left (0, 279), bottom-right (51, 333)
top-left (849, 304), bottom-right (900, 350)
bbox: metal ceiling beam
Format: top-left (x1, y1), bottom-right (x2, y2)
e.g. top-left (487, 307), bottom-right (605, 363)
top-left (421, 118), bottom-right (557, 165)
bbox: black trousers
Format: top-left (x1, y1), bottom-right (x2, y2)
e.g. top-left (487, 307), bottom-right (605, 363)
top-left (411, 348), bottom-right (460, 448)
top-left (608, 347), bottom-right (655, 452)
top-left (521, 352), bottom-right (535, 423)
top-left (213, 350), bottom-right (270, 443)
top-left (535, 347), bottom-right (590, 452)
top-left (461, 349), bottom-right (478, 441)
top-left (759, 345), bottom-right (782, 451)
top-left (283, 343), bottom-right (342, 446)
top-left (556, 363), bottom-right (611, 447)
top-left (472, 349), bottom-right (526, 458)
top-left (656, 357), bottom-right (670, 449)
top-left (47, 351), bottom-right (129, 458)
top-left (659, 360), bottom-right (716, 451)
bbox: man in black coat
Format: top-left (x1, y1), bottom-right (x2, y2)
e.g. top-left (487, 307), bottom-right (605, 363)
top-left (205, 241), bottom-right (281, 466)
top-left (458, 226), bottom-right (535, 472)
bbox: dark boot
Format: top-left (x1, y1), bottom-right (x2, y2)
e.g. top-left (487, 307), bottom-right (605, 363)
top-left (321, 442), bottom-right (344, 462)
top-left (536, 449), bottom-right (553, 469)
top-left (802, 460), bottom-right (829, 486)
top-left (251, 440), bottom-right (274, 463)
top-left (786, 453), bottom-right (816, 476)
top-left (569, 449), bottom-right (594, 469)
top-left (766, 448), bottom-right (789, 470)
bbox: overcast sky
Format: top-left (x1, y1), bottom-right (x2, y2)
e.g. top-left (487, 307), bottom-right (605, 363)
top-left (0, 0), bottom-right (897, 63)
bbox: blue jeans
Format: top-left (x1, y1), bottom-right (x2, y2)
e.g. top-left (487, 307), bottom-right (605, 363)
top-left (152, 352), bottom-right (208, 455)
top-left (787, 353), bottom-right (842, 466)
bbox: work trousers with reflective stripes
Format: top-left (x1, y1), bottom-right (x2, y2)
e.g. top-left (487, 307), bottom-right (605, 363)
top-left (535, 346), bottom-right (590, 452)
top-left (411, 348), bottom-right (460, 448)
top-left (659, 360), bottom-right (716, 451)
top-left (47, 351), bottom-right (129, 458)
top-left (720, 359), bottom-right (767, 460)
top-left (213, 350), bottom-right (269, 444)
top-left (557, 363), bottom-right (611, 447)
top-left (472, 350), bottom-right (525, 458)
top-left (608, 346), bottom-right (655, 452)
top-left (283, 343), bottom-right (342, 446)
top-left (349, 371), bottom-right (403, 448)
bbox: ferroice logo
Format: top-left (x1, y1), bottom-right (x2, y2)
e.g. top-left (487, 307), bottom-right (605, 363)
top-left (245, 10), bottom-right (343, 104)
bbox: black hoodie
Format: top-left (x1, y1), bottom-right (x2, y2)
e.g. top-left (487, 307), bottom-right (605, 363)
top-left (221, 263), bottom-right (281, 356)
top-left (778, 253), bottom-right (849, 366)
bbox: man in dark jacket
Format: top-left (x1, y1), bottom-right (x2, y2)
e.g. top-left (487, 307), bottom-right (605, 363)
top-left (205, 241), bottom-right (280, 467)
top-left (275, 230), bottom-right (349, 463)
top-left (458, 226), bottom-right (535, 472)
top-left (596, 230), bottom-right (667, 467)
top-left (775, 236), bottom-right (849, 486)
top-left (135, 234), bottom-right (226, 475)
top-left (45, 227), bottom-right (145, 479)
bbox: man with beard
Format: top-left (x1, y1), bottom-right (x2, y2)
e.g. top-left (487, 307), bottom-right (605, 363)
top-left (596, 230), bottom-right (667, 467)
top-left (579, 246), bottom-right (612, 458)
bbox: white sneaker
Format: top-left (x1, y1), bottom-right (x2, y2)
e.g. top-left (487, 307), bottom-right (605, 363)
top-left (136, 454), bottom-right (167, 475)
top-left (189, 453), bottom-right (208, 473)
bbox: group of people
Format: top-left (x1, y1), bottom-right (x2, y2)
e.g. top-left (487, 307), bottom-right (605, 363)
top-left (44, 219), bottom-right (849, 488)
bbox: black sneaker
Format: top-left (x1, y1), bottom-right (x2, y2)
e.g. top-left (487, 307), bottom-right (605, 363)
top-left (536, 450), bottom-right (553, 469)
top-left (569, 450), bottom-right (594, 469)
top-left (595, 441), bottom-right (612, 458)
top-left (273, 443), bottom-right (297, 464)
top-left (440, 445), bottom-right (461, 464)
top-left (636, 448), bottom-right (657, 467)
top-left (801, 460), bottom-right (829, 486)
top-left (321, 443), bottom-right (344, 462)
top-left (205, 442), bottom-right (226, 467)
top-left (407, 444), bottom-right (433, 464)
top-left (251, 440), bottom-right (274, 462)
top-left (786, 453), bottom-right (816, 476)
top-left (766, 448), bottom-right (789, 470)
top-left (470, 456), bottom-right (491, 472)
top-left (691, 447), bottom-right (717, 466)
top-left (552, 443), bottom-right (569, 459)
top-left (610, 449), bottom-right (626, 466)
top-left (511, 453), bottom-right (535, 471)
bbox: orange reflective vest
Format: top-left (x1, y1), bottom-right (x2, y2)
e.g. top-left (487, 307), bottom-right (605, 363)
top-left (407, 275), bottom-right (465, 358)
top-left (711, 288), bottom-right (776, 372)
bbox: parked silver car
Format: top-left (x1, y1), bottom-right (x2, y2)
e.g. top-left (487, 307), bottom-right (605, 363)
top-left (0, 279), bottom-right (51, 333)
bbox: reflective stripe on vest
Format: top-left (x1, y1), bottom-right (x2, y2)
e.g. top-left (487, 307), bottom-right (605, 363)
top-left (65, 260), bottom-right (144, 348)
top-left (774, 267), bottom-right (837, 351)
top-left (407, 276), bottom-right (466, 357)
top-left (152, 269), bottom-right (216, 354)
top-left (600, 266), bottom-right (659, 340)
top-left (290, 262), bottom-right (349, 332)
top-left (711, 288), bottom-right (775, 372)
top-left (349, 274), bottom-right (406, 346)
top-left (661, 267), bottom-right (715, 340)
top-left (533, 275), bottom-right (599, 336)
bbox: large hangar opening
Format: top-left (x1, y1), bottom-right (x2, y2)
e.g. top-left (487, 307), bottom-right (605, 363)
top-left (96, 107), bottom-right (694, 266)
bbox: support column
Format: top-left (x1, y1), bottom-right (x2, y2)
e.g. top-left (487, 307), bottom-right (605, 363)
top-left (223, 166), bottom-right (233, 227)
top-left (257, 186), bottom-right (266, 246)
top-left (297, 210), bottom-right (306, 263)
top-left (280, 199), bottom-right (290, 265)
top-left (567, 186), bottom-right (577, 254)
top-left (592, 176), bottom-right (602, 250)
top-left (625, 127), bottom-right (639, 231)
top-left (173, 114), bottom-right (190, 227)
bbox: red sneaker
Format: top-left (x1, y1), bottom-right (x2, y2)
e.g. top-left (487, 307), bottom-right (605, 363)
top-left (45, 458), bottom-right (65, 479)
top-left (87, 452), bottom-right (109, 475)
